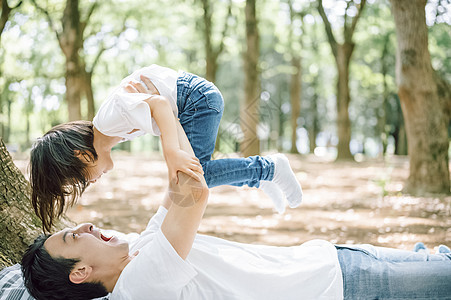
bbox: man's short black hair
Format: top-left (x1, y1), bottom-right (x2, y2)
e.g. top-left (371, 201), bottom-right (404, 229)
top-left (21, 234), bottom-right (108, 300)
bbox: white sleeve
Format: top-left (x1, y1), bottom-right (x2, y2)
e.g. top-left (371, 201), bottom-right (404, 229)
top-left (145, 206), bottom-right (168, 232)
top-left (115, 91), bottom-right (161, 136)
top-left (93, 91), bottom-right (160, 138)
top-left (112, 229), bottom-right (197, 300)
top-left (129, 206), bottom-right (168, 251)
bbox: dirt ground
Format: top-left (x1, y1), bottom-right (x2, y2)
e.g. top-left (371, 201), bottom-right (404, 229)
top-left (14, 152), bottom-right (451, 252)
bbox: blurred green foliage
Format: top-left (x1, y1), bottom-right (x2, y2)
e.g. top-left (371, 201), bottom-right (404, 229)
top-left (0, 0), bottom-right (449, 155)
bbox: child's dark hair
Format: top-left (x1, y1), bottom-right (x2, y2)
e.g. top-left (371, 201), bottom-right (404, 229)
top-left (30, 121), bottom-right (97, 232)
top-left (21, 234), bottom-right (108, 300)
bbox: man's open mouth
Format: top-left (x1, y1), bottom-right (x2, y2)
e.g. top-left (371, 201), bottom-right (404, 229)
top-left (100, 233), bottom-right (112, 242)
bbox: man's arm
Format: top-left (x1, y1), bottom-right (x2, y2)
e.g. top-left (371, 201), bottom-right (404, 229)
top-left (160, 116), bottom-right (209, 259)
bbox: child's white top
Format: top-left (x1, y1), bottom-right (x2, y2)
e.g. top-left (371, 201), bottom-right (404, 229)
top-left (110, 206), bottom-right (344, 300)
top-left (93, 64), bottom-right (180, 140)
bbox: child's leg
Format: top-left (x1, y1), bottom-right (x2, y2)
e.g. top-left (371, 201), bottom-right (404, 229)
top-left (176, 72), bottom-right (302, 210)
top-left (177, 72), bottom-right (269, 186)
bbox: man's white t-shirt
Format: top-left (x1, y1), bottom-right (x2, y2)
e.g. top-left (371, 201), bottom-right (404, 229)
top-left (110, 207), bottom-right (343, 300)
top-left (92, 64), bottom-right (180, 140)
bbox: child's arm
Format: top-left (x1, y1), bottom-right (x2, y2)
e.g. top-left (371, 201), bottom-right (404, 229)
top-left (124, 78), bottom-right (203, 183)
top-left (161, 115), bottom-right (209, 259)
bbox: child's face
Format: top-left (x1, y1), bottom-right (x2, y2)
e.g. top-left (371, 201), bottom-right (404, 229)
top-left (77, 149), bottom-right (114, 183)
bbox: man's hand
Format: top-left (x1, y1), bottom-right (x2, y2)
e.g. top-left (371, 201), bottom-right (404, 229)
top-left (165, 148), bottom-right (204, 183)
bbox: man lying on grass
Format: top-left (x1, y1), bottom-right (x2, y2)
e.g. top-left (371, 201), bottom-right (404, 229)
top-left (21, 118), bottom-right (451, 300)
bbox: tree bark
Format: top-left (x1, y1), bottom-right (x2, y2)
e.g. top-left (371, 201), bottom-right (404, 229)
top-left (60, 0), bottom-right (83, 121)
top-left (309, 76), bottom-right (320, 153)
top-left (84, 70), bottom-right (95, 120)
top-left (0, 0), bottom-right (12, 39)
top-left (317, 0), bottom-right (366, 160)
top-left (290, 56), bottom-right (301, 154)
top-left (200, 0), bottom-right (232, 83)
top-left (309, 23), bottom-right (321, 153)
top-left (0, 138), bottom-right (73, 269)
top-left (335, 43), bottom-right (354, 160)
top-left (390, 0), bottom-right (450, 194)
top-left (288, 1), bottom-right (302, 154)
top-left (379, 33), bottom-right (391, 155)
top-left (201, 0), bottom-right (216, 83)
top-left (0, 0), bottom-right (22, 44)
top-left (240, 0), bottom-right (260, 156)
top-left (32, 0), bottom-right (99, 122)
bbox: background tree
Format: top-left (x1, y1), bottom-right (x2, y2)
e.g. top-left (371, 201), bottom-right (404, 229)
top-left (240, 0), bottom-right (260, 156)
top-left (32, 0), bottom-right (96, 121)
top-left (0, 138), bottom-right (72, 269)
top-left (0, 0), bottom-right (449, 177)
top-left (390, 0), bottom-right (450, 194)
top-left (317, 0), bottom-right (366, 160)
top-left (0, 0), bottom-right (22, 44)
top-left (287, 0), bottom-right (304, 154)
top-left (0, 0), bottom-right (22, 142)
top-left (199, 0), bottom-right (233, 83)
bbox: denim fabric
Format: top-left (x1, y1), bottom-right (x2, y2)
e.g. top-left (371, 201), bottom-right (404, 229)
top-left (336, 245), bottom-right (451, 299)
top-left (176, 72), bottom-right (274, 188)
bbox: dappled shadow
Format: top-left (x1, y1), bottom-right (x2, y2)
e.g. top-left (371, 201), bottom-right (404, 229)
top-left (14, 152), bottom-right (451, 251)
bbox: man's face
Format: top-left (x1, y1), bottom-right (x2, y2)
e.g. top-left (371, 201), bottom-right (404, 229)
top-left (44, 223), bottom-right (129, 268)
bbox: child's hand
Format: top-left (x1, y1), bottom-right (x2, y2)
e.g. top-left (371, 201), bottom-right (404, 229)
top-left (124, 75), bottom-right (160, 95)
top-left (166, 149), bottom-right (204, 183)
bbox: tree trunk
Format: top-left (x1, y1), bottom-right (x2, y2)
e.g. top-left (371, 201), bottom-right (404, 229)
top-left (317, 0), bottom-right (366, 161)
top-left (60, 0), bottom-right (83, 121)
top-left (288, 1), bottom-right (302, 154)
top-left (290, 56), bottom-right (301, 154)
top-left (379, 33), bottom-right (391, 155)
top-left (395, 118), bottom-right (408, 156)
top-left (0, 101), bottom-right (3, 142)
top-left (5, 96), bottom-right (11, 143)
top-left (24, 92), bottom-right (33, 149)
top-left (0, 0), bottom-right (12, 40)
top-left (309, 90), bottom-right (319, 153)
top-left (335, 44), bottom-right (354, 160)
top-left (33, 0), bottom-right (103, 122)
top-left (84, 70), bottom-right (95, 120)
top-left (65, 62), bottom-right (83, 121)
top-left (200, 0), bottom-right (232, 83)
top-left (201, 0), bottom-right (216, 82)
top-left (309, 28), bottom-right (320, 154)
top-left (0, 138), bottom-right (72, 269)
top-left (277, 96), bottom-right (284, 152)
top-left (0, 0), bottom-right (22, 44)
top-left (240, 0), bottom-right (260, 156)
top-left (390, 0), bottom-right (450, 194)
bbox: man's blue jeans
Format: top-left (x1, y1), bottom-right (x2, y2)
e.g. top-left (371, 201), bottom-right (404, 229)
top-left (177, 72), bottom-right (274, 188)
top-left (336, 244), bottom-right (451, 299)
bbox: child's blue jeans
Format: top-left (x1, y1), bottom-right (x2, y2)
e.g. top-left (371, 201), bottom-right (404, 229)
top-left (176, 71), bottom-right (274, 188)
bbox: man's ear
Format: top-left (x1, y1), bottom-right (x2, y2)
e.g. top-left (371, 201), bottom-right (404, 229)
top-left (69, 265), bottom-right (93, 284)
